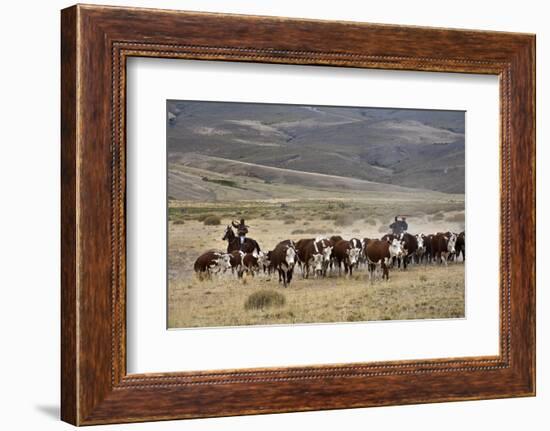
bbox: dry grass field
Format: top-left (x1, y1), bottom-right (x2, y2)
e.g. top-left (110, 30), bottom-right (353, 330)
top-left (167, 197), bottom-right (465, 329)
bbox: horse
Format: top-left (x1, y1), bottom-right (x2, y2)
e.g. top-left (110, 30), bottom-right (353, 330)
top-left (222, 225), bottom-right (261, 254)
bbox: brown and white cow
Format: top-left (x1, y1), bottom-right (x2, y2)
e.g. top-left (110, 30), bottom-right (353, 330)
top-left (423, 233), bottom-right (434, 263)
top-left (415, 234), bottom-right (426, 264)
top-left (332, 240), bottom-right (362, 276)
top-left (365, 239), bottom-right (391, 281)
top-left (381, 233), bottom-right (405, 268)
top-left (241, 252), bottom-right (261, 276)
top-left (360, 237), bottom-right (372, 266)
top-left (228, 250), bottom-right (244, 277)
top-left (315, 237), bottom-right (334, 276)
top-left (193, 250), bottom-right (232, 280)
top-left (399, 232), bottom-right (418, 269)
top-left (268, 242), bottom-right (297, 288)
top-left (257, 250), bottom-right (271, 274)
top-left (296, 238), bottom-right (332, 278)
top-left (431, 232), bottom-right (457, 265)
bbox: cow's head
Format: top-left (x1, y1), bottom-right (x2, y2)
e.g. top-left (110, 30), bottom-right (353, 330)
top-left (285, 246), bottom-right (296, 267)
top-left (389, 238), bottom-right (404, 257)
top-left (350, 238), bottom-right (362, 250)
top-left (447, 233), bottom-right (457, 254)
top-left (347, 247), bottom-right (361, 265)
top-left (416, 234), bottom-right (424, 250)
top-left (312, 253), bottom-right (324, 274)
top-left (322, 245), bottom-right (333, 262)
top-left (217, 253), bottom-right (233, 271)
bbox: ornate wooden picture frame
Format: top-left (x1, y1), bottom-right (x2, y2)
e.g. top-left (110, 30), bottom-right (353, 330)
top-left (61, 4), bottom-right (535, 425)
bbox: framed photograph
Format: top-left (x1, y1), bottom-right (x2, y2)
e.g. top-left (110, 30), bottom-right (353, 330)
top-left (61, 4), bottom-right (535, 425)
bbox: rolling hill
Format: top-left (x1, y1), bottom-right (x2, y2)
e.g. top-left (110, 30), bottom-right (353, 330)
top-left (167, 101), bottom-right (465, 195)
top-left (168, 153), bottom-right (459, 202)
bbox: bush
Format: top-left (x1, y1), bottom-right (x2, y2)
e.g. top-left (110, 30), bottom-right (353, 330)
top-left (334, 214), bottom-right (354, 227)
top-left (244, 290), bottom-right (286, 311)
top-left (419, 274), bottom-right (428, 282)
top-left (365, 218), bottom-right (377, 226)
top-left (203, 215), bottom-right (221, 225)
top-left (172, 219), bottom-right (185, 225)
top-left (284, 215), bottom-right (296, 224)
top-left (196, 213), bottom-right (211, 222)
top-left (321, 213), bottom-right (336, 220)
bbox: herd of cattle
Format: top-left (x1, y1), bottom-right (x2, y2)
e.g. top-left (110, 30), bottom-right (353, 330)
top-left (193, 225), bottom-right (465, 287)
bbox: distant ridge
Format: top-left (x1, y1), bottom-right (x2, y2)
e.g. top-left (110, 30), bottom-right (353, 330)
top-left (167, 101), bottom-right (465, 194)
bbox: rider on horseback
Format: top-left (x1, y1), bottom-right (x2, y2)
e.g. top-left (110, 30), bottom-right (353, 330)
top-left (232, 218), bottom-right (249, 251)
top-left (389, 216), bottom-right (408, 236)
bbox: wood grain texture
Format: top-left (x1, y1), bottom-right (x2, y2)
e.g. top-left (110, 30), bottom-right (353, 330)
top-left (60, 4), bottom-right (535, 425)
top-left (60, 5), bottom-right (78, 425)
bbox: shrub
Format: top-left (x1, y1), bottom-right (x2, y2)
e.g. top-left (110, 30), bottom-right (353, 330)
top-left (172, 219), bottom-right (185, 225)
top-left (283, 215), bottom-right (296, 224)
top-left (378, 225), bottom-right (389, 233)
top-left (365, 218), bottom-right (377, 226)
top-left (244, 290), bottom-right (286, 311)
top-left (203, 215), bottom-right (221, 225)
top-left (321, 213), bottom-right (336, 220)
top-left (334, 214), bottom-right (354, 227)
top-left (419, 274), bottom-right (428, 282)
top-left (291, 229), bottom-right (305, 235)
top-left (196, 213), bottom-right (211, 222)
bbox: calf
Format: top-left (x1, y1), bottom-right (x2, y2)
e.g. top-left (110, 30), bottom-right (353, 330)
top-left (269, 242), bottom-right (297, 288)
top-left (193, 250), bottom-right (232, 280)
top-left (332, 240), bottom-right (362, 276)
top-left (257, 250), bottom-right (271, 274)
top-left (241, 252), bottom-right (260, 276)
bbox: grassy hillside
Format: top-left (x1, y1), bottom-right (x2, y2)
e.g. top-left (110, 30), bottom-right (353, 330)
top-left (167, 153), bottom-right (452, 201)
top-left (167, 101), bottom-right (465, 193)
